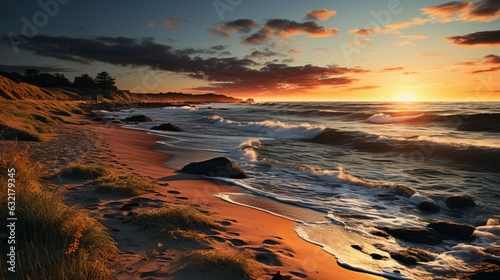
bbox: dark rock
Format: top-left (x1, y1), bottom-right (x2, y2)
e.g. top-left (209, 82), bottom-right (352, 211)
top-left (180, 157), bottom-right (248, 179)
top-left (390, 248), bottom-right (435, 265)
top-left (427, 220), bottom-right (475, 240)
top-left (378, 226), bottom-right (443, 245)
top-left (151, 123), bottom-right (184, 131)
top-left (418, 200), bottom-right (440, 213)
top-left (446, 194), bottom-right (476, 209)
top-left (123, 115), bottom-right (153, 122)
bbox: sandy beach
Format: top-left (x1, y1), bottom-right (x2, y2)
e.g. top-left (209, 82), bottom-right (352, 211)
top-left (26, 114), bottom-right (384, 279)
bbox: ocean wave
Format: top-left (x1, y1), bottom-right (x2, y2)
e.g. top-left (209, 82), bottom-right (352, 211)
top-left (311, 128), bottom-right (500, 172)
top-left (207, 115), bottom-right (325, 139)
top-left (367, 113), bottom-right (425, 124)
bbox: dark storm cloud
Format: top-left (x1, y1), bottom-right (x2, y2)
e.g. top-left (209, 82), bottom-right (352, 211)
top-left (0, 64), bottom-right (76, 73)
top-left (3, 35), bottom-right (365, 93)
top-left (446, 30), bottom-right (500, 45)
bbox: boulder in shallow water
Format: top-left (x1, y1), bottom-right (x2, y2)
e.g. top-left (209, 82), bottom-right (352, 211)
top-left (378, 226), bottom-right (443, 245)
top-left (418, 200), bottom-right (440, 213)
top-left (390, 248), bottom-right (435, 265)
top-left (123, 115), bottom-right (153, 122)
top-left (151, 123), bottom-right (184, 131)
top-left (427, 220), bottom-right (475, 240)
top-left (446, 195), bottom-right (476, 209)
top-left (180, 157), bottom-right (248, 179)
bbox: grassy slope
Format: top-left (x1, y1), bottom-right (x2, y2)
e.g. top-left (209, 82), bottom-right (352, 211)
top-left (0, 145), bottom-right (118, 280)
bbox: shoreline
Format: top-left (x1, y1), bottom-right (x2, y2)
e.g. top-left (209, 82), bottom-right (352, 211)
top-left (70, 116), bottom-right (383, 279)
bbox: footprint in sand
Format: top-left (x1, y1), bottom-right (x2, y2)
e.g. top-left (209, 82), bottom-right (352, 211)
top-left (255, 252), bottom-right (282, 266)
top-left (263, 239), bottom-right (281, 246)
top-left (228, 239), bottom-right (248, 247)
top-left (167, 190), bottom-right (180, 194)
top-left (289, 271), bottom-right (308, 279)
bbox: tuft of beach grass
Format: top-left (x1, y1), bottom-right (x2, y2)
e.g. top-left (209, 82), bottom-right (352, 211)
top-left (136, 206), bottom-right (218, 232)
top-left (96, 173), bottom-right (155, 196)
top-left (179, 249), bottom-right (260, 280)
top-left (0, 143), bottom-right (118, 280)
top-left (60, 163), bottom-right (113, 180)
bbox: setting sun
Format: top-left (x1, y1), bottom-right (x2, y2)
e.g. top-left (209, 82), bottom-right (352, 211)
top-left (394, 93), bottom-right (416, 102)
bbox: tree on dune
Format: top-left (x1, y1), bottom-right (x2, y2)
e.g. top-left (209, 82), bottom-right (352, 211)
top-left (94, 71), bottom-right (117, 90)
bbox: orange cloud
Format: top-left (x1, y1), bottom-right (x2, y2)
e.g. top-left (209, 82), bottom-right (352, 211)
top-left (164, 17), bottom-right (182, 29)
top-left (242, 19), bottom-right (338, 44)
top-left (422, 0), bottom-right (500, 22)
top-left (399, 35), bottom-right (427, 40)
top-left (348, 28), bottom-right (378, 36)
top-left (288, 49), bottom-right (302, 54)
top-left (381, 66), bottom-right (404, 72)
top-left (459, 54), bottom-right (500, 74)
top-left (147, 21), bottom-right (156, 28)
top-left (305, 9), bottom-right (337, 21)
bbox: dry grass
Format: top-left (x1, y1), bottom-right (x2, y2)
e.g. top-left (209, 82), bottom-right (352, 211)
top-left (0, 101), bottom-right (83, 142)
top-left (136, 206), bottom-right (218, 232)
top-left (96, 173), bottom-right (155, 196)
top-left (0, 144), bottom-right (118, 280)
top-left (60, 163), bottom-right (113, 180)
top-left (179, 250), bottom-right (260, 280)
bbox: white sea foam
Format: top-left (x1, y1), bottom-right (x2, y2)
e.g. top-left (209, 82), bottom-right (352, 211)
top-left (367, 113), bottom-right (424, 124)
top-left (208, 115), bottom-right (325, 139)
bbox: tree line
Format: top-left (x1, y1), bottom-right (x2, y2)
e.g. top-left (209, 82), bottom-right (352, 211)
top-left (0, 69), bottom-right (117, 90)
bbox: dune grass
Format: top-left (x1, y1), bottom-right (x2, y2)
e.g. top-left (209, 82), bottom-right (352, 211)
top-left (60, 163), bottom-right (113, 180)
top-left (96, 173), bottom-right (155, 196)
top-left (180, 250), bottom-right (259, 280)
top-left (136, 206), bottom-right (218, 232)
top-left (0, 101), bottom-right (83, 142)
top-left (0, 144), bottom-right (118, 280)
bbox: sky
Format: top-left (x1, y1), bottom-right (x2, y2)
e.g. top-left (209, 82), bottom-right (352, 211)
top-left (0, 0), bottom-right (499, 101)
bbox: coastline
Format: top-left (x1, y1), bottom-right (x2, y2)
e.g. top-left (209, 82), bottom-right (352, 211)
top-left (58, 115), bottom-right (383, 279)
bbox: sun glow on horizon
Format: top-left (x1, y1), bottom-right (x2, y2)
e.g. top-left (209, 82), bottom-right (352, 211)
top-left (393, 93), bottom-right (416, 102)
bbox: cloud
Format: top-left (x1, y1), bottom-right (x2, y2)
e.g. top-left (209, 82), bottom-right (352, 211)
top-left (305, 9), bottom-right (337, 21)
top-left (399, 35), bottom-right (427, 40)
top-left (381, 66), bottom-right (404, 72)
top-left (288, 49), bottom-right (302, 54)
top-left (209, 19), bottom-right (258, 37)
top-left (348, 85), bottom-right (380, 91)
top-left (164, 17), bottom-right (184, 29)
top-left (422, 0), bottom-right (500, 22)
top-left (348, 28), bottom-right (378, 36)
top-left (147, 21), bottom-right (156, 28)
top-left (5, 35), bottom-right (366, 94)
top-left (348, 39), bottom-right (373, 46)
top-left (242, 19), bottom-right (339, 44)
top-left (446, 30), bottom-right (500, 46)
top-left (484, 54), bottom-right (500, 64)
top-left (0, 64), bottom-right (76, 73)
top-left (245, 48), bottom-right (281, 59)
top-left (459, 54), bottom-right (500, 74)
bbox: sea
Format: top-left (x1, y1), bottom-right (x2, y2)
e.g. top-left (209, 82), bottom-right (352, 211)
top-left (102, 102), bottom-right (500, 279)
